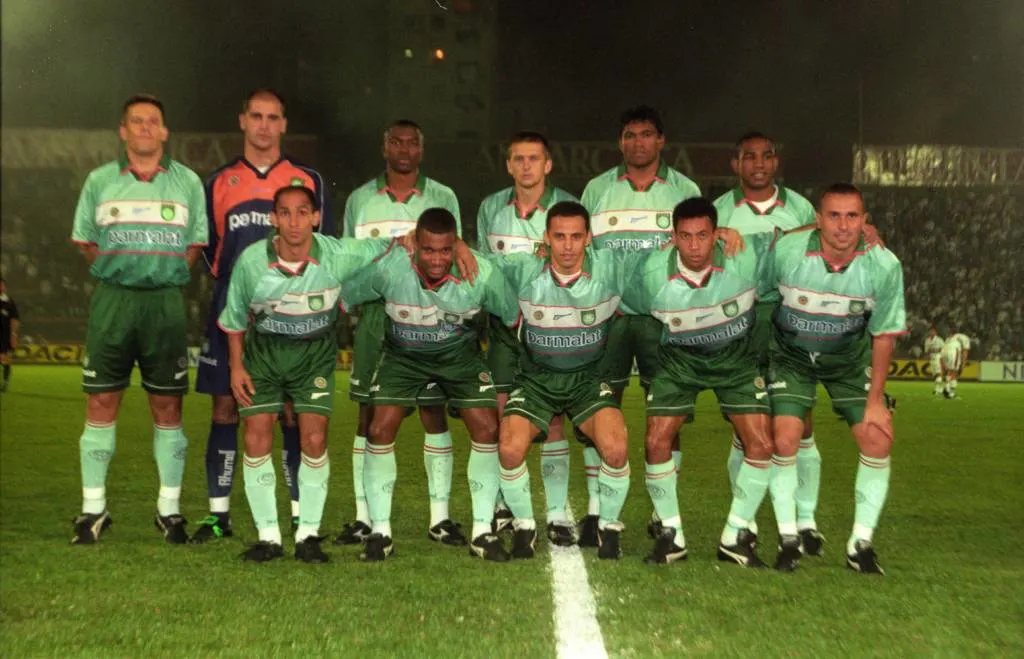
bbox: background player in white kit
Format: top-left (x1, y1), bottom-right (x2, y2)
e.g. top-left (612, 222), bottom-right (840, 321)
top-left (941, 331), bottom-right (971, 398)
top-left (923, 327), bottom-right (945, 395)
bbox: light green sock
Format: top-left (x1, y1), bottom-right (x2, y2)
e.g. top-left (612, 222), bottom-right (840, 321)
top-left (468, 440), bottom-right (500, 539)
top-left (365, 441), bottom-right (397, 537)
top-left (672, 449), bottom-right (682, 471)
top-left (352, 435), bottom-right (368, 523)
top-left (583, 446), bottom-right (601, 516)
top-left (296, 451), bottom-right (330, 542)
top-left (80, 421), bottom-right (116, 514)
top-left (796, 434), bottom-right (821, 529)
top-left (424, 431), bottom-right (453, 527)
top-left (850, 454), bottom-right (891, 552)
top-left (722, 458), bottom-right (771, 545)
top-left (770, 454), bottom-right (798, 537)
top-left (243, 453), bottom-right (280, 544)
top-left (541, 440), bottom-right (571, 523)
top-left (598, 461), bottom-right (630, 528)
top-left (645, 459), bottom-right (679, 530)
top-left (153, 424), bottom-right (187, 516)
top-left (726, 433), bottom-right (744, 491)
top-left (499, 463), bottom-right (534, 528)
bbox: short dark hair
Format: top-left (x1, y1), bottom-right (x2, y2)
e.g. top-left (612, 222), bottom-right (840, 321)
top-left (672, 197), bottom-right (718, 231)
top-left (619, 105), bottom-right (664, 137)
top-left (507, 130), bottom-right (551, 158)
top-left (385, 119), bottom-right (424, 143)
top-left (546, 201), bottom-right (590, 233)
top-left (122, 94), bottom-right (165, 123)
top-left (735, 131), bottom-right (775, 151)
top-left (243, 88), bottom-right (286, 115)
top-left (273, 185), bottom-right (319, 212)
top-left (820, 182), bottom-right (864, 207)
top-left (416, 207), bottom-right (457, 238)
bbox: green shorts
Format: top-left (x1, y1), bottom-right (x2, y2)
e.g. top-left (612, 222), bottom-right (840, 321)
top-left (599, 314), bottom-right (663, 390)
top-left (349, 300), bottom-right (387, 402)
top-left (646, 340), bottom-right (769, 417)
top-left (750, 301), bottom-right (776, 368)
top-left (371, 344), bottom-right (496, 409)
top-left (768, 334), bottom-right (872, 426)
top-left (486, 316), bottom-right (520, 393)
top-left (504, 368), bottom-right (618, 431)
top-left (241, 331), bottom-right (337, 418)
top-left (82, 283), bottom-right (188, 395)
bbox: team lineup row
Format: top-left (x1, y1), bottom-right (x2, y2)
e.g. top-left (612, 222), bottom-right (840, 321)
top-left (65, 90), bottom-right (928, 575)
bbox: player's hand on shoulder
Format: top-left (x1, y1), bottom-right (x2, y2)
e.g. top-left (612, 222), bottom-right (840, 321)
top-left (862, 223), bottom-right (885, 249)
top-left (715, 227), bottom-right (746, 256)
top-left (453, 239), bottom-right (479, 283)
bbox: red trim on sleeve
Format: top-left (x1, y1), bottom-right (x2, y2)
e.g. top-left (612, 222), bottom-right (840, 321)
top-left (216, 320), bottom-right (246, 335)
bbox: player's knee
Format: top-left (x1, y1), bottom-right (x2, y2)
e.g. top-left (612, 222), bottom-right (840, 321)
top-left (744, 432), bottom-right (773, 460)
top-left (300, 430), bottom-right (327, 458)
top-left (86, 393), bottom-right (120, 423)
top-left (498, 442), bottom-right (526, 470)
top-left (472, 414), bottom-right (499, 445)
top-left (859, 427), bottom-right (892, 459)
top-left (643, 430), bottom-right (672, 464)
top-left (368, 417), bottom-right (398, 445)
top-left (600, 443), bottom-right (628, 469)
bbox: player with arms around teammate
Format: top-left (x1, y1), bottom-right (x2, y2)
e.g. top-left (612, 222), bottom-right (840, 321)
top-left (342, 208), bottom-right (517, 561)
top-left (941, 331), bottom-right (970, 399)
top-left (713, 131), bottom-right (826, 553)
top-left (476, 131), bottom-right (579, 545)
top-left (336, 119), bottom-right (463, 547)
top-left (219, 185), bottom-right (396, 563)
top-left (579, 106), bottom-right (703, 545)
top-left (923, 327), bottom-right (945, 395)
top-left (628, 198), bottom-right (775, 566)
top-left (193, 88), bottom-right (335, 543)
top-left (766, 183), bottom-right (906, 574)
top-left (489, 201), bottom-right (647, 560)
top-left (70, 95), bottom-right (208, 544)
top-left (0, 278), bottom-right (19, 393)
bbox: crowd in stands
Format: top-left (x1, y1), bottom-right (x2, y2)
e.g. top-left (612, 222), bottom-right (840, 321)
top-left (1, 167), bottom-right (1020, 361)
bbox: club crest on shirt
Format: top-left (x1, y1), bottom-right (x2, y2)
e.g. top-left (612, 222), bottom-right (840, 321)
top-left (290, 177), bottom-right (305, 186)
top-left (656, 213), bottom-right (671, 229)
top-left (849, 300), bottom-right (865, 314)
top-left (722, 301), bottom-right (740, 317)
top-left (580, 309), bottom-right (597, 326)
top-left (161, 204), bottom-right (176, 221)
top-left (444, 313), bottom-right (460, 324)
top-left (308, 295), bottom-right (325, 311)
top-left (533, 310), bottom-right (544, 321)
top-left (608, 216), bottom-right (619, 226)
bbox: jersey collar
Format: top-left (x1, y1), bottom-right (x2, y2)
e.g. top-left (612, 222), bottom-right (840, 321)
top-left (804, 229), bottom-right (867, 273)
top-left (615, 161), bottom-right (669, 192)
top-left (376, 172), bottom-right (427, 204)
top-left (266, 234), bottom-right (322, 277)
top-left (506, 185), bottom-right (555, 220)
top-left (118, 151), bottom-right (171, 182)
top-left (411, 253), bottom-right (462, 291)
top-left (542, 249), bottom-right (593, 287)
top-left (731, 185), bottom-right (787, 215)
top-left (240, 156), bottom-right (287, 179)
top-left (666, 245), bottom-right (725, 288)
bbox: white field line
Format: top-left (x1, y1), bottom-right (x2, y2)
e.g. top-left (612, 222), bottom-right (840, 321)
top-left (548, 504), bottom-right (609, 659)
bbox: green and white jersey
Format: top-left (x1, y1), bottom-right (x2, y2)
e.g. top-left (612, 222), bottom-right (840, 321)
top-left (628, 237), bottom-right (772, 353)
top-left (341, 246), bottom-right (517, 357)
top-left (713, 186), bottom-right (816, 237)
top-left (71, 153), bottom-right (208, 289)
top-left (581, 161), bottom-right (700, 252)
top-left (219, 234), bottom-right (391, 340)
top-left (768, 230), bottom-right (906, 355)
top-left (476, 185), bottom-right (578, 255)
top-left (342, 172), bottom-right (461, 239)
top-left (490, 249), bottom-right (647, 373)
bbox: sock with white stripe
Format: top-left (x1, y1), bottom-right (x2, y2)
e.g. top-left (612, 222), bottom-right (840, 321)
top-left (849, 454), bottom-right (891, 554)
top-left (598, 461), bottom-right (630, 529)
top-left (583, 446), bottom-right (601, 516)
top-left (296, 451), bottom-right (330, 542)
top-left (721, 457), bottom-right (771, 546)
top-left (365, 441), bottom-right (397, 538)
top-left (770, 454), bottom-right (799, 538)
top-left (80, 421), bottom-right (116, 514)
top-left (541, 439), bottom-right (571, 523)
top-left (726, 433), bottom-right (744, 492)
top-left (352, 435), bottom-right (369, 524)
top-left (645, 459), bottom-right (680, 532)
top-left (468, 440), bottom-right (500, 539)
top-left (796, 434), bottom-right (821, 530)
top-left (499, 463), bottom-right (534, 529)
top-left (154, 424), bottom-right (187, 516)
top-left (243, 453), bottom-right (281, 545)
top-left (424, 431), bottom-right (453, 527)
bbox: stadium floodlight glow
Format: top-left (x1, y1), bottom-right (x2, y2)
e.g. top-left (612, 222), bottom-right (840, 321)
top-left (433, 48), bottom-right (445, 61)
top-left (403, 48), bottom-right (413, 59)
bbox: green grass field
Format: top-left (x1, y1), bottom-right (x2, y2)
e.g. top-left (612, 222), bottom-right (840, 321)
top-left (1, 367), bottom-right (1022, 658)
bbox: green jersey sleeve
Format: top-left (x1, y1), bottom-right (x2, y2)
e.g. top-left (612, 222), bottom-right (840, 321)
top-left (185, 175), bottom-right (209, 246)
top-left (341, 190), bottom-right (359, 239)
top-left (485, 251), bottom-right (544, 291)
top-left (320, 236), bottom-right (394, 282)
top-left (71, 173), bottom-right (99, 244)
top-left (478, 259), bottom-right (520, 326)
top-left (218, 248), bottom-right (259, 333)
top-left (868, 252), bottom-right (907, 336)
top-left (475, 201), bottom-right (491, 253)
top-left (339, 254), bottom-right (389, 310)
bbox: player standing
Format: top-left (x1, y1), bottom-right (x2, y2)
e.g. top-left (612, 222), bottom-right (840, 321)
top-left (629, 198), bottom-right (775, 566)
top-left (766, 183), bottom-right (906, 574)
top-left (0, 278), bottom-right (19, 393)
top-left (70, 95), bottom-right (208, 544)
top-left (192, 89), bottom-right (334, 543)
top-left (578, 106), bottom-right (701, 545)
top-left (941, 331), bottom-right (971, 399)
top-left (336, 120), bottom-right (466, 546)
top-left (218, 185), bottom-right (396, 562)
top-left (341, 208), bottom-right (516, 561)
top-left (476, 131), bottom-right (579, 545)
top-left (923, 327), bottom-right (945, 395)
top-left (488, 201), bottom-right (647, 559)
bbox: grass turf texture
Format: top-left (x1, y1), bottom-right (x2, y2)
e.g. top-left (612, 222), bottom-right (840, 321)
top-left (1, 367), bottom-right (1021, 657)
